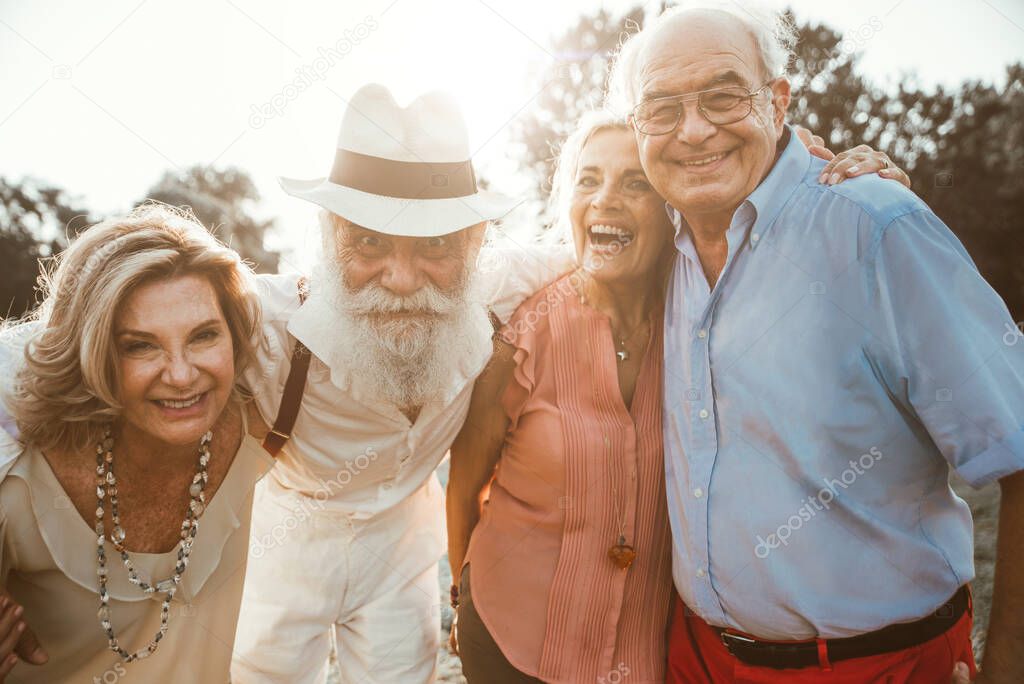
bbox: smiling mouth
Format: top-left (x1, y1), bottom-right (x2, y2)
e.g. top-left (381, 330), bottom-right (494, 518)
top-left (588, 224), bottom-right (635, 248)
top-left (154, 393), bottom-right (205, 409)
top-left (677, 150), bottom-right (731, 168)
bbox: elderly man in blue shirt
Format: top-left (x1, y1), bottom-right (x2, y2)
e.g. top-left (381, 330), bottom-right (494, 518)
top-left (609, 3), bottom-right (1023, 683)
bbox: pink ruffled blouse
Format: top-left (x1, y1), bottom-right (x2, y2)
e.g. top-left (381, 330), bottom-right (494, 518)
top-left (464, 275), bottom-right (674, 684)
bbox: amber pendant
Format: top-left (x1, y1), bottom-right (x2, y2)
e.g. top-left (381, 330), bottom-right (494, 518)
top-left (608, 536), bottom-right (636, 569)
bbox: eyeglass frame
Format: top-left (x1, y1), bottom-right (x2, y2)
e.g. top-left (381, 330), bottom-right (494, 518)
top-left (630, 81), bottom-right (776, 136)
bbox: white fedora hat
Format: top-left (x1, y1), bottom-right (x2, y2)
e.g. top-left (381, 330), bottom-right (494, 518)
top-left (279, 83), bottom-right (520, 237)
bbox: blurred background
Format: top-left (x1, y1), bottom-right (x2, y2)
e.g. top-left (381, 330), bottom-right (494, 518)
top-left (2, 0), bottom-right (1022, 318)
top-left (2, 1), bottom-right (1022, 679)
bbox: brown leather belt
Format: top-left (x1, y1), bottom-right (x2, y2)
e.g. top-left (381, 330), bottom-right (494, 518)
top-left (715, 585), bottom-right (970, 670)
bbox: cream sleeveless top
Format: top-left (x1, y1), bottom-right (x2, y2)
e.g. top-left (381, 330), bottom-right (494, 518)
top-left (0, 415), bottom-right (273, 683)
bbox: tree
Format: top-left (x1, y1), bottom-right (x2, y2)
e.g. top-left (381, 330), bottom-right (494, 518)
top-left (508, 4), bottom-right (652, 223)
top-left (141, 165), bottom-right (281, 273)
top-left (0, 177), bottom-right (92, 318)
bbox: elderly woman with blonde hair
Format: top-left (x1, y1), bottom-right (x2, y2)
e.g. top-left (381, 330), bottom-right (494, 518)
top-left (0, 203), bottom-right (272, 683)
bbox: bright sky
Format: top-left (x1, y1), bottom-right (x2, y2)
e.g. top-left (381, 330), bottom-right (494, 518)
top-left (2, 0), bottom-right (1022, 272)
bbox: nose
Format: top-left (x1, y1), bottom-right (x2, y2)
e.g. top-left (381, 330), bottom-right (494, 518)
top-left (674, 100), bottom-right (718, 147)
top-left (378, 251), bottom-right (426, 298)
top-left (590, 181), bottom-right (623, 211)
top-left (162, 350), bottom-right (200, 389)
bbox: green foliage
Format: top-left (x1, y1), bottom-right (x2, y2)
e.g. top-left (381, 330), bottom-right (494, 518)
top-left (0, 166), bottom-right (281, 319)
top-left (142, 165), bottom-right (281, 274)
top-left (509, 4), bottom-right (649, 215)
top-left (0, 177), bottom-right (91, 317)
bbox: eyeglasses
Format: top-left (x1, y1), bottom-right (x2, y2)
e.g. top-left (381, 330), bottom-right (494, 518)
top-left (631, 82), bottom-right (773, 136)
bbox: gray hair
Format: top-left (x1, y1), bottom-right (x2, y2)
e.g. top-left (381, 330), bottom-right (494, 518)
top-left (606, 1), bottom-right (797, 115)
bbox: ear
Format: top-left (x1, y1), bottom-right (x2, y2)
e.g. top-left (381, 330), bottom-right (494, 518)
top-left (770, 78), bottom-right (792, 132)
top-left (464, 222), bottom-right (488, 260)
top-left (319, 210), bottom-right (341, 253)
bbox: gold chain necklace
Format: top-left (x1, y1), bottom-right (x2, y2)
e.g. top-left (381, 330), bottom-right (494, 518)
top-left (573, 270), bottom-right (651, 363)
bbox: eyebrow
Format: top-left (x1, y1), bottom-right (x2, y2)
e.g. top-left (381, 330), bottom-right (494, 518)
top-left (643, 70), bottom-right (750, 101)
top-left (117, 319), bottom-right (222, 338)
top-left (578, 166), bottom-right (647, 178)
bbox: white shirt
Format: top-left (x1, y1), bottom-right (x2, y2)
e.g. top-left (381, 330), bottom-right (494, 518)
top-left (243, 242), bottom-right (573, 519)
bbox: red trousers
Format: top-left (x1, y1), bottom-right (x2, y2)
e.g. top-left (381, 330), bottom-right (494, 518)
top-left (667, 595), bottom-right (978, 684)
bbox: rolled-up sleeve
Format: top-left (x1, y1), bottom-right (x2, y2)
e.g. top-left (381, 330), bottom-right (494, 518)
top-left (872, 209), bottom-right (1024, 486)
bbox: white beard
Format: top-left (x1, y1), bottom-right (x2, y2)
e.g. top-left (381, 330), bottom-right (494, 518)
top-left (310, 253), bottom-right (491, 413)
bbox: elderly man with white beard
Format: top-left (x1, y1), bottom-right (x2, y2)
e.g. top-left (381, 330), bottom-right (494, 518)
top-left (230, 84), bottom-right (560, 684)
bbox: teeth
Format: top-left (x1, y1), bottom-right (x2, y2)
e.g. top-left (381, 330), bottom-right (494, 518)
top-left (681, 152), bottom-right (727, 167)
top-left (158, 395), bottom-right (202, 409)
top-left (589, 224), bottom-right (634, 239)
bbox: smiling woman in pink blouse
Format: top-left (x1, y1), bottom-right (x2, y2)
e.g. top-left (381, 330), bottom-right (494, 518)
top-left (447, 111), bottom-right (676, 684)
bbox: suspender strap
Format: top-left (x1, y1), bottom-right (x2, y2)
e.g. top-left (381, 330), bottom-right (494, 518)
top-left (487, 308), bottom-right (502, 339)
top-left (262, 277), bottom-right (311, 457)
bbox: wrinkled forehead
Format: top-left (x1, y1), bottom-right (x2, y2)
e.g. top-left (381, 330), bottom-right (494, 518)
top-left (329, 214), bottom-right (477, 248)
top-left (577, 127), bottom-right (644, 176)
top-left (636, 10), bottom-right (764, 99)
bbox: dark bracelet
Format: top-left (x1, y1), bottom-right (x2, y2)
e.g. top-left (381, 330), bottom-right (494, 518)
top-left (450, 584), bottom-right (459, 609)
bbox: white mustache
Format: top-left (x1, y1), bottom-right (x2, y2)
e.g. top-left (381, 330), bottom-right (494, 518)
top-left (342, 281), bottom-right (462, 317)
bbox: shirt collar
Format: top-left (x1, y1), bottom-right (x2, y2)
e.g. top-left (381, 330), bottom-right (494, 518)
top-left (286, 288), bottom-right (334, 367)
top-left (665, 124), bottom-right (810, 256)
top-left (744, 124), bottom-right (809, 250)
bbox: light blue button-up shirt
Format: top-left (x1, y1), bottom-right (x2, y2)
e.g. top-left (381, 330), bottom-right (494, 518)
top-left (663, 126), bottom-right (1024, 639)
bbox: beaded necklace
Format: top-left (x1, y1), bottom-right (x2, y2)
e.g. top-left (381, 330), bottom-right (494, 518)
top-left (94, 428), bottom-right (212, 662)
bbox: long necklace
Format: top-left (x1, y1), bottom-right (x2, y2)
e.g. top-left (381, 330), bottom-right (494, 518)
top-left (604, 435), bottom-right (637, 570)
top-left (94, 428), bottom-right (212, 662)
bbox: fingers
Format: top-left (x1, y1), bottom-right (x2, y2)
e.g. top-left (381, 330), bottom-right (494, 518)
top-left (807, 145), bottom-right (836, 162)
top-left (879, 166), bottom-right (912, 189)
top-left (796, 128), bottom-right (836, 161)
top-left (448, 627), bottom-right (459, 656)
top-left (0, 651), bottom-right (17, 680)
top-left (14, 624), bottom-right (46, 665)
top-left (0, 601), bottom-right (25, 663)
top-left (818, 150), bottom-right (907, 187)
top-left (818, 151), bottom-right (849, 182)
top-left (794, 126), bottom-right (814, 148)
top-left (820, 153), bottom-right (869, 185)
top-left (951, 661), bottom-right (971, 683)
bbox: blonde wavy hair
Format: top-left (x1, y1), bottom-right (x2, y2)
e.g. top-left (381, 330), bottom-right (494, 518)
top-left (546, 109), bottom-right (631, 244)
top-left (7, 202), bottom-right (261, 453)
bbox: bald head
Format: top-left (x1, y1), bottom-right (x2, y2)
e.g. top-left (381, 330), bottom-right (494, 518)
top-left (611, 2), bottom-right (795, 226)
top-left (606, 1), bottom-right (795, 115)
top-left (637, 10), bottom-right (767, 103)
